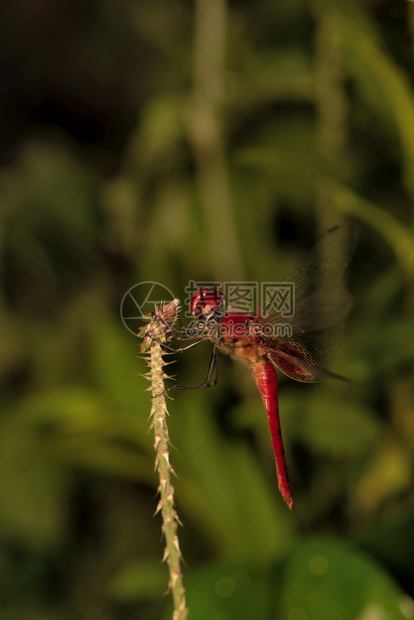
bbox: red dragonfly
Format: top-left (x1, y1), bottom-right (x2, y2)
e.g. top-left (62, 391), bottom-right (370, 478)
top-left (172, 225), bottom-right (357, 509)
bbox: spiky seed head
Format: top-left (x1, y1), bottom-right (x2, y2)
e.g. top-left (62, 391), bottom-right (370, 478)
top-left (139, 299), bottom-right (180, 351)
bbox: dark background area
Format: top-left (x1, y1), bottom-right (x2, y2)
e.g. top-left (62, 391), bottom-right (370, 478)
top-left (1, 1), bottom-right (414, 619)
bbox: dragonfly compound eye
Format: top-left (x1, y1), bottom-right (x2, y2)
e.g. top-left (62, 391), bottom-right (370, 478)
top-left (190, 289), bottom-right (225, 321)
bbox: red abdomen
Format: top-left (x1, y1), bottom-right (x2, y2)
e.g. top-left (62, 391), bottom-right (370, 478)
top-left (250, 360), bottom-right (292, 509)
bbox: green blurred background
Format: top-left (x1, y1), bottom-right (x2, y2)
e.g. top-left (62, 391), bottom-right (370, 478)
top-left (1, 1), bottom-right (414, 619)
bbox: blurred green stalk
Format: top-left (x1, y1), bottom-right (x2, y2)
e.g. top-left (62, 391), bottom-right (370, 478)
top-left (140, 301), bottom-right (188, 620)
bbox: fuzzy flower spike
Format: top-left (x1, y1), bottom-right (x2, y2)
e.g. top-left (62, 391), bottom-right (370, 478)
top-left (139, 299), bottom-right (188, 620)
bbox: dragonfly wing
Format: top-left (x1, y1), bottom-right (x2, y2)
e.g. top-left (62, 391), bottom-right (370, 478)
top-left (267, 340), bottom-right (348, 383)
top-left (256, 289), bottom-right (353, 340)
top-left (253, 225), bottom-right (356, 377)
top-left (258, 224), bottom-right (358, 327)
top-left (286, 223), bottom-right (358, 300)
top-left (290, 290), bottom-right (353, 334)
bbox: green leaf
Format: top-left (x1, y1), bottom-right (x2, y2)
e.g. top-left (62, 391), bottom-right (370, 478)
top-left (164, 561), bottom-right (273, 620)
top-left (171, 394), bottom-right (293, 563)
top-left (280, 538), bottom-right (413, 620)
top-left (0, 412), bottom-right (69, 549)
top-left (90, 313), bottom-right (152, 437)
top-left (281, 389), bottom-right (382, 457)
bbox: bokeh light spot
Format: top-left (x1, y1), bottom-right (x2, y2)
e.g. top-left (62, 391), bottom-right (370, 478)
top-left (215, 577), bottom-right (235, 598)
top-left (308, 554), bottom-right (329, 576)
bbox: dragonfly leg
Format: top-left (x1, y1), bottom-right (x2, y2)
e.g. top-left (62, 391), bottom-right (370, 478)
top-left (172, 339), bottom-right (209, 354)
top-left (148, 312), bottom-right (204, 341)
top-left (168, 346), bottom-right (218, 391)
top-left (141, 331), bottom-right (207, 354)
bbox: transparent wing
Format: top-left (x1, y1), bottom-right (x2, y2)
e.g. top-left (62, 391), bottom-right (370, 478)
top-left (286, 223), bottom-right (358, 300)
top-left (290, 290), bottom-right (352, 334)
top-left (266, 339), bottom-right (348, 383)
top-left (254, 224), bottom-right (357, 380)
top-left (257, 224), bottom-right (358, 335)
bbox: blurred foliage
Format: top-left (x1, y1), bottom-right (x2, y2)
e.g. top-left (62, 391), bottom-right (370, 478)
top-left (1, 0), bottom-right (414, 618)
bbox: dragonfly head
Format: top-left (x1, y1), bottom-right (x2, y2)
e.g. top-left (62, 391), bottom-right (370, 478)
top-left (190, 289), bottom-right (226, 324)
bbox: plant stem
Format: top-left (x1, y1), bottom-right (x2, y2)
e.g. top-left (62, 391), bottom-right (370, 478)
top-left (140, 300), bottom-right (188, 619)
